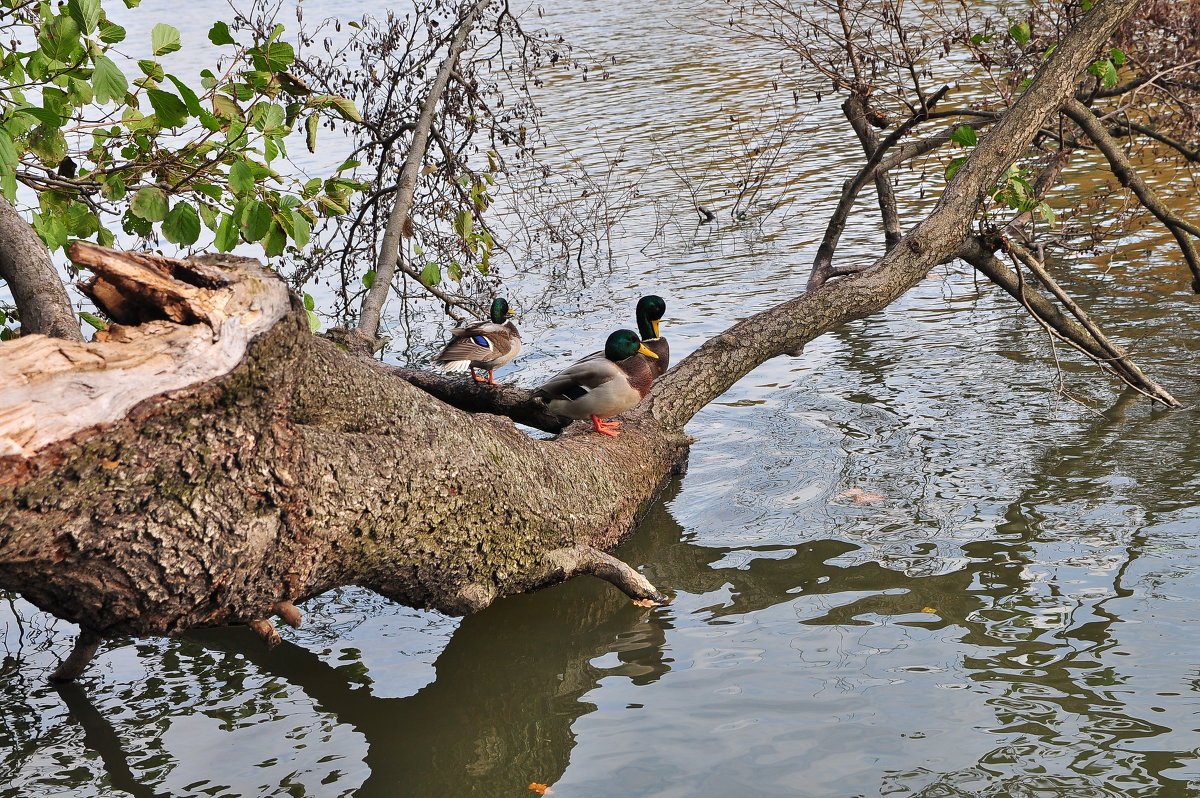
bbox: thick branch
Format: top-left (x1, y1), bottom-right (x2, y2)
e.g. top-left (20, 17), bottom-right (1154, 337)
top-left (392, 366), bottom-right (569, 433)
top-left (544, 545), bottom-right (669, 605)
top-left (1062, 98), bottom-right (1200, 292)
top-left (0, 196), bottom-right (83, 341)
top-left (355, 0), bottom-right (491, 341)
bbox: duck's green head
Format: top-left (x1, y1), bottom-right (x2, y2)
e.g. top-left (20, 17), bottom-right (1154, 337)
top-left (605, 329), bottom-right (659, 361)
top-left (636, 295), bottom-right (666, 339)
top-left (490, 298), bottom-right (515, 324)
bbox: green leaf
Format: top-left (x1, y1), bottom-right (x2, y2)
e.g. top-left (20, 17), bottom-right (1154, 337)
top-left (362, 270), bottom-right (376, 289)
top-left (1008, 20), bottom-right (1031, 44)
top-left (1037, 203), bottom-right (1056, 226)
top-left (162, 202), bottom-right (200, 245)
top-left (306, 310), bottom-right (320, 332)
top-left (98, 20), bottom-right (127, 44)
top-left (18, 106), bottom-right (62, 127)
top-left (63, 203), bottom-right (99, 237)
top-left (151, 23), bottom-right (181, 56)
top-left (211, 94), bottom-right (243, 120)
top-left (100, 174), bottom-right (127, 201)
top-left (67, 76), bottom-right (93, 105)
top-left (448, 261), bottom-right (463, 282)
top-left (32, 210), bottom-right (68, 252)
top-left (122, 207), bottom-right (153, 237)
top-left (165, 74), bottom-right (204, 117)
top-left (1109, 48), bottom-right (1126, 67)
top-left (208, 21), bottom-right (235, 46)
top-left (289, 209), bottom-right (310, 249)
top-left (950, 125), bottom-right (977, 148)
top-left (147, 89), bottom-right (189, 128)
top-left (131, 186), bottom-right (169, 221)
top-left (228, 160), bottom-right (255, 194)
top-left (0, 131), bottom-right (18, 178)
top-left (138, 59), bottom-right (165, 80)
top-left (28, 126), bottom-right (67, 166)
top-left (67, 0), bottom-right (101, 34)
top-left (214, 213), bottom-right (238, 251)
top-left (1102, 59), bottom-right (1119, 87)
top-left (38, 15), bottom-right (84, 64)
top-left (241, 200), bottom-right (273, 241)
top-left (419, 262), bottom-right (440, 287)
top-left (92, 55), bottom-right (128, 104)
top-left (313, 95), bottom-right (362, 123)
top-left (263, 221), bottom-right (286, 256)
top-left (198, 202), bottom-right (219, 230)
top-left (305, 114), bottom-right (318, 153)
top-left (453, 209), bottom-right (473, 241)
top-left (944, 155), bottom-right (967, 182)
top-left (303, 292), bottom-right (315, 311)
top-left (79, 311), bottom-right (108, 331)
top-left (249, 102), bottom-right (287, 134)
top-left (261, 41), bottom-right (295, 71)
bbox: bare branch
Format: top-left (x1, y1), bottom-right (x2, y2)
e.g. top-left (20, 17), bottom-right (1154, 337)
top-left (355, 0), bottom-right (491, 341)
top-left (1062, 98), bottom-right (1200, 292)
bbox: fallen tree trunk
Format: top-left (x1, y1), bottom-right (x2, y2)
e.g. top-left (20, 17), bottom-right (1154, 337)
top-left (0, 0), bottom-right (1159, 680)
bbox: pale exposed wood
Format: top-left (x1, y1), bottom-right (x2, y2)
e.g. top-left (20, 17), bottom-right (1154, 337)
top-left (0, 244), bottom-right (291, 458)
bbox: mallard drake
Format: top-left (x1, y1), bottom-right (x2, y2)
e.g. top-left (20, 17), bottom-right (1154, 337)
top-left (635, 295), bottom-right (669, 377)
top-left (534, 329), bottom-right (659, 437)
top-left (434, 298), bottom-right (522, 385)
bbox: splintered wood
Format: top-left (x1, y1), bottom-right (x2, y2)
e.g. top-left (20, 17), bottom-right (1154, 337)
top-left (0, 243), bottom-right (291, 458)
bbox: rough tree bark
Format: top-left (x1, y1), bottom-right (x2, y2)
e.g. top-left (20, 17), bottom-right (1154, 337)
top-left (0, 0), bottom-right (1161, 681)
top-left (0, 196), bottom-right (84, 342)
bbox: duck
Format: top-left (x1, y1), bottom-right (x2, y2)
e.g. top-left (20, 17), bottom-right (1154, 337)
top-left (635, 295), bottom-right (669, 377)
top-left (433, 298), bottom-right (522, 385)
top-left (534, 329), bottom-right (659, 437)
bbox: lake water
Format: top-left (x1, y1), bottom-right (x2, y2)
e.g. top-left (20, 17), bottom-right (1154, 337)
top-left (3, 1), bottom-right (1200, 796)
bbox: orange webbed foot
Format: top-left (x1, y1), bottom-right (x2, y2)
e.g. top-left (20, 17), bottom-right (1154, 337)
top-left (591, 416), bottom-right (621, 436)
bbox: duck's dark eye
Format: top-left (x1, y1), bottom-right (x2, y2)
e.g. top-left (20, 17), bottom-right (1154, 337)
top-left (472, 335), bottom-right (490, 347)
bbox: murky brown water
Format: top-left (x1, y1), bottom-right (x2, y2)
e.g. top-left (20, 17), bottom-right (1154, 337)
top-left (4, 1), bottom-right (1200, 796)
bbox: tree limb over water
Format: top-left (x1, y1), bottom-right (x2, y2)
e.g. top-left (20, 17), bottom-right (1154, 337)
top-left (0, 0), bottom-right (1188, 681)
